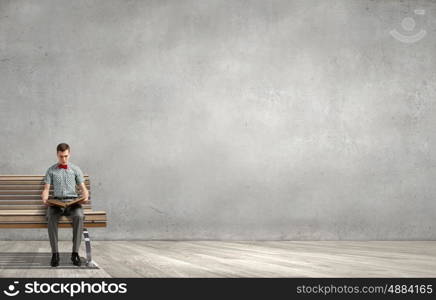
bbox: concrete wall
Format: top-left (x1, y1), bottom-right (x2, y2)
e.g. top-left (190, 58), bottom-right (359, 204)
top-left (0, 0), bottom-right (435, 240)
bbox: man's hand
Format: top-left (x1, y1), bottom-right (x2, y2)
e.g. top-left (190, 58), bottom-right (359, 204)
top-left (78, 197), bottom-right (89, 204)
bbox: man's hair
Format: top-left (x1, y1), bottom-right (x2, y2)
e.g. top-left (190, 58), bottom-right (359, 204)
top-left (56, 143), bottom-right (70, 152)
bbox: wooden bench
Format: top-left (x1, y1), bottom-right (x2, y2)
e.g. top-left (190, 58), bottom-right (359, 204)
top-left (0, 175), bottom-right (107, 267)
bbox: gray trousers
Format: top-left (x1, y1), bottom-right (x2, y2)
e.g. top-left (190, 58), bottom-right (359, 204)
top-left (46, 203), bottom-right (85, 253)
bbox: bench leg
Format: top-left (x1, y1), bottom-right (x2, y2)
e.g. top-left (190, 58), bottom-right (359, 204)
top-left (82, 227), bottom-right (96, 267)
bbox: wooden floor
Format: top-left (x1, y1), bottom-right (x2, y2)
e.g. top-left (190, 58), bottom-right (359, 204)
top-left (0, 241), bottom-right (435, 277)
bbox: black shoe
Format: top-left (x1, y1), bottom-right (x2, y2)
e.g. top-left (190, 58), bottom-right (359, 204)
top-left (50, 252), bottom-right (59, 267)
top-left (71, 252), bottom-right (81, 266)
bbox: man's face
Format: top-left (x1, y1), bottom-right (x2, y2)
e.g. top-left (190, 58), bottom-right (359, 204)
top-left (57, 150), bottom-right (70, 165)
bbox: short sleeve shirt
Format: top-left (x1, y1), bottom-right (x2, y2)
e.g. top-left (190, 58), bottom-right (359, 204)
top-left (43, 162), bottom-right (85, 198)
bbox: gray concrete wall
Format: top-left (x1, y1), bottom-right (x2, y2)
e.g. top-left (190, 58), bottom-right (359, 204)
top-left (0, 0), bottom-right (435, 240)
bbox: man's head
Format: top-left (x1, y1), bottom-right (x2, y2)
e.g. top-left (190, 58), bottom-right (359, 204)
top-left (56, 143), bottom-right (70, 165)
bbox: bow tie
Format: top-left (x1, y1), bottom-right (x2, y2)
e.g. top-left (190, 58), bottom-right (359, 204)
top-left (58, 164), bottom-right (68, 169)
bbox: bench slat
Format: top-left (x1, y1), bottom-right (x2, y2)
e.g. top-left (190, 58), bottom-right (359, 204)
top-left (0, 188), bottom-right (91, 191)
top-left (0, 202), bottom-right (91, 210)
top-left (0, 186), bottom-right (90, 190)
top-left (0, 214), bottom-right (107, 222)
top-left (0, 210), bottom-right (106, 215)
top-left (0, 175), bottom-right (89, 178)
top-left (0, 182), bottom-right (90, 186)
top-left (0, 191), bottom-right (60, 195)
top-left (0, 190), bottom-right (90, 195)
top-left (0, 196), bottom-right (90, 200)
top-left (0, 176), bottom-right (89, 180)
top-left (0, 223), bottom-right (106, 228)
top-left (0, 204), bottom-right (92, 212)
top-left (0, 196), bottom-right (91, 200)
top-left (0, 218), bottom-right (106, 223)
top-left (0, 179), bottom-right (89, 183)
top-left (0, 201), bottom-right (92, 206)
top-left (0, 210), bottom-right (95, 213)
top-left (0, 200), bottom-right (92, 205)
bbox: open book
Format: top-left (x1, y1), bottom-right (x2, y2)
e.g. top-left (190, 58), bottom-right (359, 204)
top-left (47, 197), bottom-right (85, 208)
